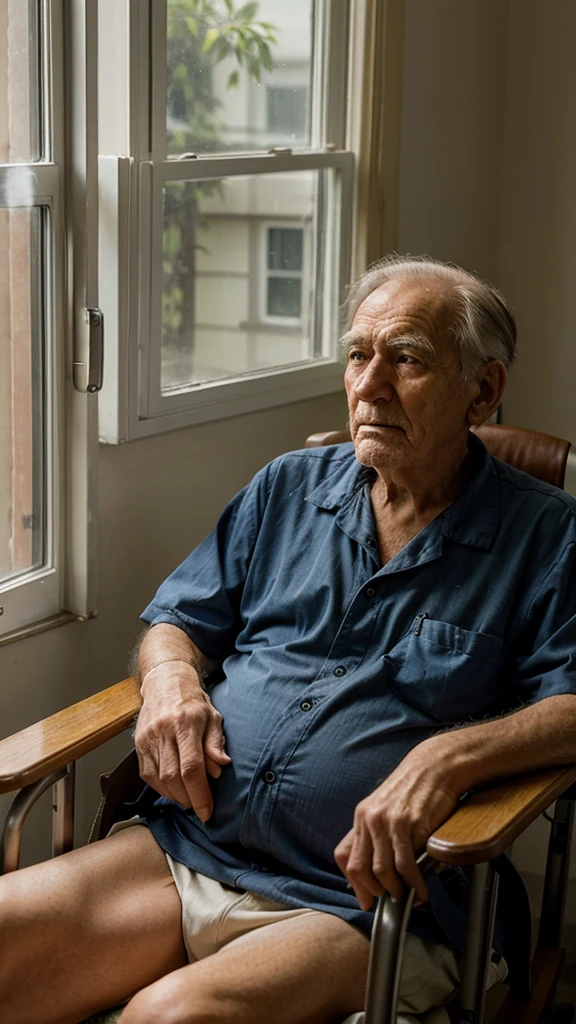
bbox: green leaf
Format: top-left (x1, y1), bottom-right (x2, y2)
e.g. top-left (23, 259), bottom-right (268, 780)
top-left (227, 69), bottom-right (240, 89)
top-left (236, 2), bottom-right (259, 22)
top-left (185, 17), bottom-right (198, 36)
top-left (202, 27), bottom-right (220, 53)
top-left (224, 0), bottom-right (234, 12)
top-left (258, 41), bottom-right (273, 72)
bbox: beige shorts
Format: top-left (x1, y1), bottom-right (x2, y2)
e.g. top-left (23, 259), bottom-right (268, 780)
top-left (108, 818), bottom-right (506, 1024)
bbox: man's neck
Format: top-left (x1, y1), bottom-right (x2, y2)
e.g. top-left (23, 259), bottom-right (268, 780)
top-left (369, 442), bottom-right (471, 565)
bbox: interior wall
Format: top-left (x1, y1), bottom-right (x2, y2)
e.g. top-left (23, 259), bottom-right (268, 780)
top-left (498, 0), bottom-right (576, 442)
top-left (396, 0), bottom-right (509, 282)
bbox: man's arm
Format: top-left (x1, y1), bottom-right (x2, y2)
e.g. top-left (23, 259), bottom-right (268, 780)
top-left (134, 623), bottom-right (231, 821)
top-left (335, 693), bottom-right (576, 908)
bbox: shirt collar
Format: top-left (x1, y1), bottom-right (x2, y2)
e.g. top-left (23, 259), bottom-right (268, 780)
top-left (304, 445), bottom-right (371, 511)
top-left (304, 433), bottom-right (500, 552)
top-left (440, 432), bottom-right (500, 551)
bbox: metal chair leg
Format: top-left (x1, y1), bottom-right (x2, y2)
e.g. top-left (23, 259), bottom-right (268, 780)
top-left (539, 796), bottom-right (575, 948)
top-left (52, 762), bottom-right (76, 857)
top-left (457, 862), bottom-right (499, 1024)
top-left (364, 886), bottom-right (416, 1024)
top-left (0, 763), bottom-right (74, 874)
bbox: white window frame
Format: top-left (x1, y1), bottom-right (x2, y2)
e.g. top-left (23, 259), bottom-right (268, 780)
top-left (0, 0), bottom-right (64, 637)
top-left (0, 0), bottom-right (100, 640)
top-left (260, 221), bottom-right (306, 328)
top-left (98, 0), bottom-right (354, 442)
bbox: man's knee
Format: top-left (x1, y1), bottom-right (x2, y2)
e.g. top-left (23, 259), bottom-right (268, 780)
top-left (121, 974), bottom-right (236, 1024)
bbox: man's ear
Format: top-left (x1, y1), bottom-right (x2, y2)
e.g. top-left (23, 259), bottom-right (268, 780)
top-left (466, 361), bottom-right (508, 427)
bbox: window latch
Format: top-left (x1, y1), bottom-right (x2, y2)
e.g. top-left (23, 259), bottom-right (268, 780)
top-left (73, 308), bottom-right (104, 394)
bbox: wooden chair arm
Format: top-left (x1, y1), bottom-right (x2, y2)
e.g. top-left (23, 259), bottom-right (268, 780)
top-left (427, 764), bottom-right (576, 864)
top-left (0, 677), bottom-right (142, 795)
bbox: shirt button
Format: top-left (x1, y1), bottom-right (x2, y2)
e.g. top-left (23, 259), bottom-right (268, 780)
top-left (365, 586), bottom-right (376, 598)
top-left (300, 700), bottom-right (313, 711)
top-left (333, 665), bottom-right (347, 677)
top-left (263, 770), bottom-right (277, 784)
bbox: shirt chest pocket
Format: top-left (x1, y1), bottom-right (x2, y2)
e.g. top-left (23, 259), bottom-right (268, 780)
top-left (382, 618), bottom-right (503, 724)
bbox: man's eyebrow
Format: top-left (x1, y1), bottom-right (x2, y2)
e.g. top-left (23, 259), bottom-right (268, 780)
top-left (339, 330), bottom-right (437, 361)
top-left (339, 331), bottom-right (367, 351)
top-left (386, 334), bottom-right (437, 360)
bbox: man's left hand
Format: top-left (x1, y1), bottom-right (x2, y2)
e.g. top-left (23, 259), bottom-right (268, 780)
top-left (334, 741), bottom-right (459, 909)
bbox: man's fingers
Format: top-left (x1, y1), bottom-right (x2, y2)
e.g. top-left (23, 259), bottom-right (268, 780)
top-left (204, 715), bottom-right (232, 764)
top-left (343, 825), bottom-right (384, 910)
top-left (334, 828), bottom-right (354, 874)
top-left (137, 743), bottom-right (189, 807)
top-left (388, 831), bottom-right (429, 904)
top-left (206, 756), bottom-right (222, 779)
top-left (176, 735), bottom-right (214, 822)
top-left (157, 740), bottom-right (193, 809)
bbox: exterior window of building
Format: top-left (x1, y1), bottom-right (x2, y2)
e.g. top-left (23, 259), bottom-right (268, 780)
top-left (265, 226), bottom-right (304, 321)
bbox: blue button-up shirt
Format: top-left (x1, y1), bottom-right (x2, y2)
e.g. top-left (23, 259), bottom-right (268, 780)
top-left (141, 434), bottom-right (576, 941)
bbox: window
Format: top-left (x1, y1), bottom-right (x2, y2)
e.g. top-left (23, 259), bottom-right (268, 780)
top-left (0, 0), bottom-right (98, 638)
top-left (264, 225), bottom-right (304, 323)
top-left (0, 0), bottom-right (63, 635)
top-left (98, 0), bottom-right (353, 441)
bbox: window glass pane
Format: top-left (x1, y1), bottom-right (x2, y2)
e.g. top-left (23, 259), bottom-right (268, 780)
top-left (267, 276), bottom-right (301, 318)
top-left (266, 86), bottom-right (307, 137)
top-left (0, 207), bottom-right (46, 585)
top-left (166, 0), bottom-right (313, 156)
top-left (268, 227), bottom-right (302, 271)
top-left (161, 169), bottom-right (327, 392)
top-left (0, 1), bottom-right (42, 163)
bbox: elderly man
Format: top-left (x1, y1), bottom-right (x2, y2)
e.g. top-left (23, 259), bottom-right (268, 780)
top-left (2, 255), bottom-right (576, 1024)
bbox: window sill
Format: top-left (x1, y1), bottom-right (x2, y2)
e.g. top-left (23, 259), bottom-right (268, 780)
top-left (0, 610), bottom-right (91, 649)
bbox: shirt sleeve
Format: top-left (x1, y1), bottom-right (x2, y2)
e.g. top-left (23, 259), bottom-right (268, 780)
top-left (140, 460), bottom-right (277, 661)
top-left (512, 522), bottom-right (576, 704)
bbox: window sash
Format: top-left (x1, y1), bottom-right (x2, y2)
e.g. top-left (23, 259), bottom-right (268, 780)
top-left (137, 150), bottom-right (353, 423)
top-left (150, 0), bottom-right (350, 161)
top-left (0, 171), bottom-right (64, 635)
top-left (97, 0), bottom-right (355, 441)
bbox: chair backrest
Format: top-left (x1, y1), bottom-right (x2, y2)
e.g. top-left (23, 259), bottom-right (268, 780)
top-left (305, 423), bottom-right (572, 490)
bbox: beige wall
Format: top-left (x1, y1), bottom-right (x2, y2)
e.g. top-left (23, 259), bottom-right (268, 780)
top-left (498, 0), bottom-right (576, 441)
top-left (397, 0), bottom-right (509, 282)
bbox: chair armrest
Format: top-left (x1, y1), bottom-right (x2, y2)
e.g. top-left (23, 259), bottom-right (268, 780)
top-left (427, 764), bottom-right (576, 865)
top-left (0, 677), bottom-right (142, 795)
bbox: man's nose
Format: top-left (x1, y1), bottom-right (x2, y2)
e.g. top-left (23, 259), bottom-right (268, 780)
top-left (352, 356), bottom-right (395, 403)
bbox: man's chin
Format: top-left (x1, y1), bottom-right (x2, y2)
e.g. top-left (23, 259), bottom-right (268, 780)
top-left (353, 434), bottom-right (410, 469)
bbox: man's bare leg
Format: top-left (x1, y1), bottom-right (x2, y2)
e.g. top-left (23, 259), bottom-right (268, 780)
top-left (121, 910), bottom-right (370, 1024)
top-left (0, 826), bottom-right (186, 1024)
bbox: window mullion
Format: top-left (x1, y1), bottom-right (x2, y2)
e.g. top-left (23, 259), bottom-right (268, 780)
top-left (150, 0), bottom-right (167, 161)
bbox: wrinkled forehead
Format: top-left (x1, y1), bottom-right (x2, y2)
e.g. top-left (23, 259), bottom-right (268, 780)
top-left (350, 275), bottom-right (459, 346)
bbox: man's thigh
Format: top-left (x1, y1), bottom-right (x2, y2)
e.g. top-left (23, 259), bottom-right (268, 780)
top-left (123, 909), bottom-right (460, 1024)
top-left (122, 908), bottom-right (372, 1024)
top-left (0, 825), bottom-right (187, 1024)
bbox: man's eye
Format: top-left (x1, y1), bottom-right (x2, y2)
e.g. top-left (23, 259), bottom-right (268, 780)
top-left (396, 353), bottom-right (419, 365)
top-left (348, 350), bottom-right (368, 362)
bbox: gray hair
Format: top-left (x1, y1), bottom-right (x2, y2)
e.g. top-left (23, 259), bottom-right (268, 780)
top-left (344, 254), bottom-right (517, 379)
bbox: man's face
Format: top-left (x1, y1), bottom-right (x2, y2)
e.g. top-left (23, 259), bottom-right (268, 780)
top-left (344, 276), bottom-right (477, 473)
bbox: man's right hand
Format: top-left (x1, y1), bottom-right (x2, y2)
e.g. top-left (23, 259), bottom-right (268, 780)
top-left (134, 660), bottom-right (231, 821)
